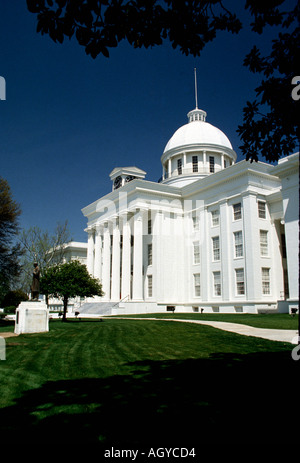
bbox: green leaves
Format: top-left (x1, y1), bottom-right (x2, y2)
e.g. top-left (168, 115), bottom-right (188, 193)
top-left (26, 0), bottom-right (300, 163)
top-left (41, 260), bottom-right (103, 300)
top-left (26, 0), bottom-right (243, 59)
top-left (238, 1), bottom-right (300, 162)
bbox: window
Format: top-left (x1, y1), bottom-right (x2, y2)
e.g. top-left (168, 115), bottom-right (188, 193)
top-left (192, 155), bottom-right (198, 173)
top-left (147, 275), bottom-right (153, 297)
top-left (212, 236), bottom-right (220, 261)
top-left (147, 244), bottom-right (152, 266)
top-left (192, 215), bottom-right (199, 231)
top-left (177, 159), bottom-right (182, 175)
top-left (260, 230), bottom-right (268, 256)
top-left (211, 210), bottom-right (219, 226)
top-left (233, 203), bottom-right (242, 220)
top-left (258, 201), bottom-right (266, 219)
top-left (224, 159), bottom-right (227, 168)
top-left (194, 273), bottom-right (201, 297)
top-left (193, 241), bottom-right (200, 264)
top-left (209, 156), bottom-right (215, 173)
top-left (262, 268), bottom-right (270, 295)
top-left (235, 268), bottom-right (245, 295)
top-left (213, 271), bottom-right (221, 296)
top-left (234, 306), bottom-right (243, 313)
top-left (234, 231), bottom-right (243, 258)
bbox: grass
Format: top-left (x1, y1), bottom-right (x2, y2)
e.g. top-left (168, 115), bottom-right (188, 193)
top-left (0, 317), bottom-right (298, 446)
top-left (109, 312), bottom-right (299, 329)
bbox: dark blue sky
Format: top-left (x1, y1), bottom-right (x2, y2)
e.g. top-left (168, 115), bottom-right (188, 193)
top-left (0, 1), bottom-right (291, 242)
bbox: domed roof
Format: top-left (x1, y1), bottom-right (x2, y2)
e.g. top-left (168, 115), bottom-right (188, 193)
top-left (163, 108), bottom-right (233, 153)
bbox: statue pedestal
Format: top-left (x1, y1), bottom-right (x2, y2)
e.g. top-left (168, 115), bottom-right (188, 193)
top-left (14, 301), bottom-right (49, 334)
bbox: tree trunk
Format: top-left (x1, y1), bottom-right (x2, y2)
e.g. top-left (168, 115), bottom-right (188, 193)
top-left (63, 296), bottom-right (68, 321)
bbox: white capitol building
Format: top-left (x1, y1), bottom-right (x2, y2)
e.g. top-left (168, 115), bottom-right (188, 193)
top-left (61, 103), bottom-right (299, 316)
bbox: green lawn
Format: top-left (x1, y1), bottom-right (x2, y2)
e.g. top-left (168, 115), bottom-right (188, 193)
top-left (0, 318), bottom-right (298, 446)
top-left (110, 312), bottom-right (299, 329)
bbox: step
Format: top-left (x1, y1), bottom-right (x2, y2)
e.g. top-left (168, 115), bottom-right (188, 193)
top-left (77, 302), bottom-right (118, 315)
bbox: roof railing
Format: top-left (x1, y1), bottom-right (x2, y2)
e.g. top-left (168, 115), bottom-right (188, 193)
top-left (158, 166), bottom-right (222, 183)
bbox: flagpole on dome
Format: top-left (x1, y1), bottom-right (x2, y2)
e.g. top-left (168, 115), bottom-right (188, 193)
top-left (194, 67), bottom-right (198, 109)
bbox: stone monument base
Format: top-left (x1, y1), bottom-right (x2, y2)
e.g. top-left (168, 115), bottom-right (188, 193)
top-left (14, 301), bottom-right (49, 334)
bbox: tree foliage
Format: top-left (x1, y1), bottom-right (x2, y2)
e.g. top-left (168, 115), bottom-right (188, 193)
top-left (18, 220), bottom-right (72, 292)
top-left (0, 178), bottom-right (22, 297)
top-left (26, 0), bottom-right (242, 58)
top-left (26, 0), bottom-right (300, 163)
top-left (41, 260), bottom-right (103, 320)
top-left (237, 0), bottom-right (300, 162)
top-left (1, 289), bottom-right (29, 310)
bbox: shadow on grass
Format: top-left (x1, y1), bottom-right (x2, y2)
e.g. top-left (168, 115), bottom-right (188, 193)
top-left (0, 349), bottom-right (297, 446)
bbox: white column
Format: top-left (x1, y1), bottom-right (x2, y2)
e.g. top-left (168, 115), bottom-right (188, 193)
top-left (203, 150), bottom-right (206, 173)
top-left (102, 222), bottom-right (111, 300)
top-left (132, 209), bottom-right (144, 301)
top-left (168, 158), bottom-right (171, 177)
top-left (183, 152), bottom-right (186, 173)
top-left (221, 153), bottom-right (224, 170)
top-left (111, 219), bottom-right (121, 301)
top-left (243, 194), bottom-right (260, 300)
top-left (281, 171), bottom-right (299, 304)
top-left (94, 225), bottom-right (102, 281)
top-left (121, 213), bottom-right (131, 299)
top-left (220, 200), bottom-right (231, 301)
top-left (153, 210), bottom-right (163, 301)
top-left (87, 228), bottom-right (95, 276)
top-left (200, 206), bottom-right (209, 301)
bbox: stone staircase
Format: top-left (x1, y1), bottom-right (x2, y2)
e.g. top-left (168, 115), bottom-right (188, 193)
top-left (77, 302), bottom-right (118, 316)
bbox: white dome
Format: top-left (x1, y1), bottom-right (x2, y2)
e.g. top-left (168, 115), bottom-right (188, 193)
top-left (164, 119), bottom-right (233, 153)
top-left (160, 108), bottom-right (237, 187)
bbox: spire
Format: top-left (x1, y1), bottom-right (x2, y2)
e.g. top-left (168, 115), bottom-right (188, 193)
top-left (187, 68), bottom-right (207, 122)
top-left (194, 67), bottom-right (198, 109)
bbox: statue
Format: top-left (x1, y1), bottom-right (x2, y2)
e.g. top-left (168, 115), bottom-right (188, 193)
top-left (31, 262), bottom-right (40, 301)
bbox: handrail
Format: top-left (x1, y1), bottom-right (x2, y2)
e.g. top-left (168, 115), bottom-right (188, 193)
top-left (112, 294), bottom-right (130, 308)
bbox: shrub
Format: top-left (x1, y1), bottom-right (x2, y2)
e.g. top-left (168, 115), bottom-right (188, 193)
top-left (2, 290), bottom-right (29, 309)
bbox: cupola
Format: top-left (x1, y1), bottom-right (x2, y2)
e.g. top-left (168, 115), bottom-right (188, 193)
top-left (110, 166), bottom-right (146, 191)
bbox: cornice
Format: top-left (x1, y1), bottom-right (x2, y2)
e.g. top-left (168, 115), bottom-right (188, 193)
top-left (182, 161), bottom-right (281, 198)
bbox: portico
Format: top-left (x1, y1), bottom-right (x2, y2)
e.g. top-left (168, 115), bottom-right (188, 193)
top-left (85, 207), bottom-right (150, 302)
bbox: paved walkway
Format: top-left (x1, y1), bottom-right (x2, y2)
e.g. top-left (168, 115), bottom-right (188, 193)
top-left (116, 317), bottom-right (299, 344)
top-left (0, 332), bottom-right (18, 338)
